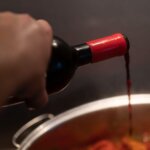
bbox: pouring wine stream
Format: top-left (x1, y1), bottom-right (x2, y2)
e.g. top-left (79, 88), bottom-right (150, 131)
top-left (124, 51), bottom-right (132, 136)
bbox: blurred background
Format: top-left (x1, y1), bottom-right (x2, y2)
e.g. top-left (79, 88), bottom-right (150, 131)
top-left (0, 0), bottom-right (150, 149)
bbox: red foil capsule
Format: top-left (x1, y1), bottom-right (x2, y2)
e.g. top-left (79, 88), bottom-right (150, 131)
top-left (86, 33), bottom-right (128, 63)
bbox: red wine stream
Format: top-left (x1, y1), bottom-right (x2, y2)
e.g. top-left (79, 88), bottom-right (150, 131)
top-left (124, 52), bottom-right (132, 135)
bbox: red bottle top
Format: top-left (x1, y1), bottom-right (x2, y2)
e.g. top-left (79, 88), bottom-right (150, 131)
top-left (86, 33), bottom-right (128, 63)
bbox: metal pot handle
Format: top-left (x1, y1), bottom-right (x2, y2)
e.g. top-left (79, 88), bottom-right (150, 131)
top-left (12, 114), bottom-right (54, 148)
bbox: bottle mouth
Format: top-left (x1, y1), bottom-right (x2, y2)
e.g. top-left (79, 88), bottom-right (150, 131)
top-left (122, 34), bottom-right (130, 50)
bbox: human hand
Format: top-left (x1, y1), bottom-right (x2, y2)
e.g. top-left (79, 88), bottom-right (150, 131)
top-left (0, 12), bottom-right (53, 108)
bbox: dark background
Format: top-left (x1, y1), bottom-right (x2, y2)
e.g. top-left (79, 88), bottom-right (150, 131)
top-left (0, 0), bottom-right (150, 149)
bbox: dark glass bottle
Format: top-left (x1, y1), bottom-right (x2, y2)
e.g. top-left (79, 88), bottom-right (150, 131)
top-left (6, 33), bottom-right (129, 107)
top-left (47, 33), bottom-right (129, 94)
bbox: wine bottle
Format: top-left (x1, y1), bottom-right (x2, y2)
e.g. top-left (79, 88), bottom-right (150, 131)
top-left (47, 33), bottom-right (129, 94)
top-left (5, 33), bottom-right (129, 107)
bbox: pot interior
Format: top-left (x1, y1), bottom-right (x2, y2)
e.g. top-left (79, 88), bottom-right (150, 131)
top-left (27, 103), bottom-right (150, 149)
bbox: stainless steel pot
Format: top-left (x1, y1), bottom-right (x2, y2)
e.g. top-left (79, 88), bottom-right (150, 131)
top-left (13, 94), bottom-right (150, 150)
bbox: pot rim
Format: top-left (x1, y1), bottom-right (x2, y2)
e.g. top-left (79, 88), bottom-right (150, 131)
top-left (18, 94), bottom-right (150, 150)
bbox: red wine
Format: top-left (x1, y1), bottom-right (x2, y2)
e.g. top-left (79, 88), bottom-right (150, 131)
top-left (124, 51), bottom-right (132, 135)
top-left (6, 33), bottom-right (129, 107)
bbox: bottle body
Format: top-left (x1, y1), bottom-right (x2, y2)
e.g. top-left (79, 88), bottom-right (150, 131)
top-left (46, 37), bottom-right (77, 94)
top-left (46, 33), bottom-right (129, 94)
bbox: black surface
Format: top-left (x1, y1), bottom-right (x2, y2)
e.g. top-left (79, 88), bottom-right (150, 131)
top-left (0, 0), bottom-right (150, 149)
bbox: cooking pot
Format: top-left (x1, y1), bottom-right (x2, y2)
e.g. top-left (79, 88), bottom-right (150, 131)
top-left (13, 94), bottom-right (150, 150)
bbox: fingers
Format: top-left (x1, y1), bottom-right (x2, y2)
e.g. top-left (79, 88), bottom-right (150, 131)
top-left (26, 20), bottom-right (52, 109)
top-left (25, 20), bottom-right (52, 109)
top-left (37, 19), bottom-right (53, 45)
top-left (37, 19), bottom-right (53, 35)
top-left (25, 77), bottom-right (48, 109)
top-left (20, 19), bottom-right (52, 109)
top-left (37, 19), bottom-right (53, 67)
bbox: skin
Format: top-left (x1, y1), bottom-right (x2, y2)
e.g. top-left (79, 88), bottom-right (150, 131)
top-left (0, 12), bottom-right (53, 108)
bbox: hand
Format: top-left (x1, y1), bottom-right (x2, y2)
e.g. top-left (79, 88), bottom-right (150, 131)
top-left (0, 12), bottom-right (53, 108)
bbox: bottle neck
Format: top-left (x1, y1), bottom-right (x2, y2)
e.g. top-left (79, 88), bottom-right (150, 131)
top-left (73, 44), bottom-right (92, 66)
top-left (73, 33), bottom-right (129, 67)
